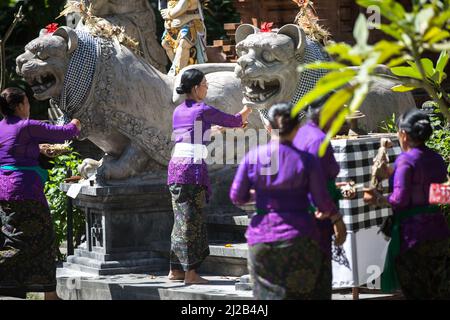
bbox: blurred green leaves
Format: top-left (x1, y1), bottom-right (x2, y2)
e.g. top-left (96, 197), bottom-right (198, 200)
top-left (292, 0), bottom-right (450, 157)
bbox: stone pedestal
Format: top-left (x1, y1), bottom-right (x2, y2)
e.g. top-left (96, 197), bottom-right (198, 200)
top-left (60, 182), bottom-right (173, 275)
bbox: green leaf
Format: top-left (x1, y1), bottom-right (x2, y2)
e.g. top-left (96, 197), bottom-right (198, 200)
top-left (319, 88), bottom-right (353, 128)
top-left (357, 0), bottom-right (406, 21)
top-left (374, 40), bottom-right (404, 64)
top-left (433, 11), bottom-right (450, 27)
top-left (419, 58), bottom-right (436, 78)
top-left (424, 27), bottom-right (443, 41)
top-left (301, 61), bottom-right (348, 71)
top-left (391, 84), bottom-right (417, 92)
top-left (318, 69), bottom-right (358, 85)
top-left (348, 82), bottom-right (369, 113)
top-left (326, 43), bottom-right (363, 65)
top-left (429, 30), bottom-right (450, 44)
top-left (388, 55), bottom-right (412, 67)
top-left (378, 24), bottom-right (403, 40)
top-left (415, 7), bottom-right (435, 35)
top-left (391, 66), bottom-right (423, 79)
top-left (292, 70), bottom-right (356, 116)
top-left (354, 14), bottom-right (369, 47)
top-left (436, 50), bottom-right (449, 74)
top-left (318, 108), bottom-right (349, 157)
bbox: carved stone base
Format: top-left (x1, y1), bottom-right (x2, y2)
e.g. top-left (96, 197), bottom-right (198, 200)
top-left (60, 182), bottom-right (173, 275)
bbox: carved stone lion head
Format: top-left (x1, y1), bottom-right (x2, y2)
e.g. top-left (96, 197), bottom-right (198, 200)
top-left (234, 24), bottom-right (306, 110)
top-left (16, 27), bottom-right (78, 101)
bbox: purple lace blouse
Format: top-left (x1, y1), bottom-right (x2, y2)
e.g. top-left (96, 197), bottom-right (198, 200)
top-left (0, 116), bottom-right (80, 207)
top-left (167, 99), bottom-right (243, 197)
top-left (388, 146), bottom-right (450, 253)
top-left (230, 141), bottom-right (339, 246)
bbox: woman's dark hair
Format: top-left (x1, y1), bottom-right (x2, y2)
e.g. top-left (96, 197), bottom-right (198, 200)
top-left (397, 109), bottom-right (433, 144)
top-left (176, 69), bottom-right (205, 94)
top-left (0, 87), bottom-right (27, 117)
top-left (268, 102), bottom-right (299, 136)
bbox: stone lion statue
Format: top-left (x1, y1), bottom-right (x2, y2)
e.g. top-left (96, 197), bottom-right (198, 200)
top-left (233, 24), bottom-right (415, 131)
top-left (16, 26), bottom-right (249, 184)
top-left (16, 24), bottom-right (414, 185)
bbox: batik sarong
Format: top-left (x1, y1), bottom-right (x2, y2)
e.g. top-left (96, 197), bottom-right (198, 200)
top-left (169, 183), bottom-right (210, 271)
top-left (0, 200), bottom-right (57, 293)
top-left (248, 236), bottom-right (325, 300)
top-left (395, 239), bottom-right (449, 299)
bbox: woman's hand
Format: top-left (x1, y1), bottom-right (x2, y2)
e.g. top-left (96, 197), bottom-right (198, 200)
top-left (363, 188), bottom-right (389, 207)
top-left (71, 118), bottom-right (81, 131)
top-left (333, 219), bottom-right (347, 246)
top-left (239, 105), bottom-right (252, 126)
top-left (315, 210), bottom-right (330, 220)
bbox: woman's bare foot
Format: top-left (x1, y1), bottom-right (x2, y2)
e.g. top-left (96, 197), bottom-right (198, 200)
top-left (184, 270), bottom-right (209, 284)
top-left (168, 270), bottom-right (185, 281)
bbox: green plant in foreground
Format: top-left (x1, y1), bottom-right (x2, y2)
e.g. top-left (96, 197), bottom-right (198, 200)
top-left (292, 0), bottom-right (450, 157)
top-left (44, 149), bottom-right (85, 261)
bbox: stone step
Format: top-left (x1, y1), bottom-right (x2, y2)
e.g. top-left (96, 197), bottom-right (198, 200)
top-left (64, 256), bottom-right (169, 276)
top-left (200, 242), bottom-right (248, 277)
top-left (206, 213), bottom-right (250, 227)
top-left (147, 241), bottom-right (249, 277)
top-left (206, 213), bottom-right (249, 242)
top-left (73, 247), bottom-right (164, 262)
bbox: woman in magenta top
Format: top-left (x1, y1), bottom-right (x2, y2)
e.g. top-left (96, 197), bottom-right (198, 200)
top-left (167, 69), bottom-right (252, 284)
top-left (230, 103), bottom-right (346, 299)
top-left (365, 109), bottom-right (449, 298)
top-left (0, 87), bottom-right (81, 299)
top-left (293, 94), bottom-right (345, 299)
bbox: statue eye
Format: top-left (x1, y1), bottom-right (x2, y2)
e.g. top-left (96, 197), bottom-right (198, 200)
top-left (262, 51), bottom-right (275, 63)
top-left (37, 52), bottom-right (49, 60)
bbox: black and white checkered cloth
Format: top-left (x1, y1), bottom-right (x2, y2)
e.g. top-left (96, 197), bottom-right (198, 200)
top-left (331, 135), bottom-right (402, 232)
top-left (51, 30), bottom-right (100, 123)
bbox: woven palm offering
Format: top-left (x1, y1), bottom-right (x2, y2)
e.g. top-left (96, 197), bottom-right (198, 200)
top-left (39, 141), bottom-right (72, 158)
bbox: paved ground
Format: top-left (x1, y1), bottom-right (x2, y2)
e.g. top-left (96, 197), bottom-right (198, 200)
top-left (53, 269), bottom-right (399, 300)
top-left (0, 268), bottom-right (400, 300)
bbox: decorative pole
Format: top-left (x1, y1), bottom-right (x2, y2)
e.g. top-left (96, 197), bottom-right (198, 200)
top-left (0, 5), bottom-right (24, 91)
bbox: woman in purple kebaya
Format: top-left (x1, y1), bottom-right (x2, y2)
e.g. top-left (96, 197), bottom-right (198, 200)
top-left (0, 87), bottom-right (81, 299)
top-left (230, 103), bottom-right (346, 299)
top-left (365, 109), bottom-right (450, 299)
top-left (293, 94), bottom-right (350, 299)
top-left (168, 69), bottom-right (252, 284)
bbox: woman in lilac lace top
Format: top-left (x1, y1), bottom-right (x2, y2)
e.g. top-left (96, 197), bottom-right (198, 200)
top-left (0, 87), bottom-right (81, 299)
top-left (230, 103), bottom-right (346, 299)
top-left (366, 109), bottom-right (449, 298)
top-left (167, 69), bottom-right (252, 284)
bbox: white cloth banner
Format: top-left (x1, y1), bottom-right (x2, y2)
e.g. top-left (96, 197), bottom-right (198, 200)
top-left (332, 220), bottom-right (390, 289)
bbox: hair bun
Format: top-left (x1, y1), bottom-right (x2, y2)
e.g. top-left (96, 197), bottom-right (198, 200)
top-left (176, 86), bottom-right (185, 94)
top-left (410, 118), bottom-right (432, 141)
